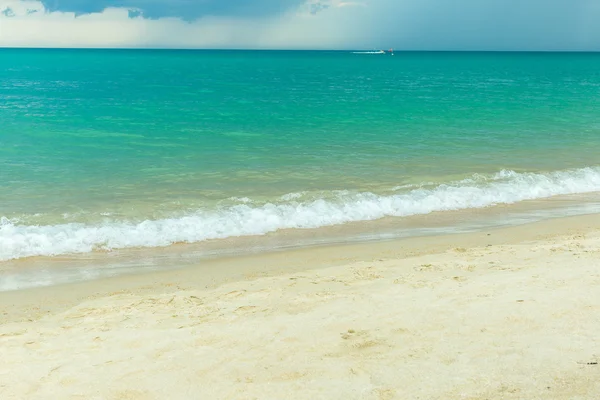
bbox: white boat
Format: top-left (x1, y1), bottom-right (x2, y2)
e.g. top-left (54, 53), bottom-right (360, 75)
top-left (352, 49), bottom-right (394, 55)
top-left (352, 50), bottom-right (386, 54)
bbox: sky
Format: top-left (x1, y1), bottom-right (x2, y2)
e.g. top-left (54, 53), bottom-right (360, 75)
top-left (0, 0), bottom-right (599, 50)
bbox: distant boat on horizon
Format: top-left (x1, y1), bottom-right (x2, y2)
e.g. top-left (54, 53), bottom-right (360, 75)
top-left (352, 49), bottom-right (394, 55)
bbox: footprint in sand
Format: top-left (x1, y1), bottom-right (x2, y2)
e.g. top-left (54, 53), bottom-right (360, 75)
top-left (220, 290), bottom-right (247, 300)
top-left (352, 267), bottom-right (383, 281)
top-left (234, 306), bottom-right (259, 315)
top-left (338, 329), bottom-right (388, 352)
top-left (414, 263), bottom-right (443, 272)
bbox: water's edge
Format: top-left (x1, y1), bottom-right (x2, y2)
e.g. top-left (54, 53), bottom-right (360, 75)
top-left (2, 196), bottom-right (599, 292)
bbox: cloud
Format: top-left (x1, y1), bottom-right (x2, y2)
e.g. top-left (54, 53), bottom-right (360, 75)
top-left (0, 0), bottom-right (599, 50)
top-left (39, 0), bottom-right (308, 20)
top-left (0, 1), bottom-right (369, 49)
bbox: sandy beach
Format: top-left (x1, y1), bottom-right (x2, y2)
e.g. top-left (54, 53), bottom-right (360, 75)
top-left (1, 214), bottom-right (600, 399)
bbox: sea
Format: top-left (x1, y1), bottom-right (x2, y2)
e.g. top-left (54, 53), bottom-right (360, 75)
top-left (1, 49), bottom-right (600, 291)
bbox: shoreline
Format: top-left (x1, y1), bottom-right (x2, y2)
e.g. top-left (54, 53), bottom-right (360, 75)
top-left (2, 193), bottom-right (600, 293)
top-left (2, 212), bottom-right (600, 323)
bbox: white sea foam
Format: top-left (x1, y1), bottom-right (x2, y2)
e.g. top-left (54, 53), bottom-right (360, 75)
top-left (2, 167), bottom-right (600, 261)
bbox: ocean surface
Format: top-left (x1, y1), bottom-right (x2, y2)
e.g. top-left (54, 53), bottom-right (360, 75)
top-left (2, 49), bottom-right (600, 290)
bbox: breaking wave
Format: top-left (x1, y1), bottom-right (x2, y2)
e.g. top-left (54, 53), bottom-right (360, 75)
top-left (2, 167), bottom-right (600, 261)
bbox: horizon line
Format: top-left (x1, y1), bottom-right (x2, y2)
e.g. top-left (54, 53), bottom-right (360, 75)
top-left (1, 47), bottom-right (599, 53)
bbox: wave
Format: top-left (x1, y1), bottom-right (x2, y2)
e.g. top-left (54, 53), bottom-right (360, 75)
top-left (2, 167), bottom-right (600, 261)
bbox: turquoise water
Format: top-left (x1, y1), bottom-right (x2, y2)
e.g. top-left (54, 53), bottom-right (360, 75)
top-left (2, 49), bottom-right (600, 267)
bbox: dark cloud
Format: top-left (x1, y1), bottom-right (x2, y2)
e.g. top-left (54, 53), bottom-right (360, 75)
top-left (40, 0), bottom-right (306, 20)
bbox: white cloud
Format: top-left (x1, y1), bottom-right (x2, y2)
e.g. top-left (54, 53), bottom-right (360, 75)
top-left (0, 0), bottom-right (370, 48)
top-left (1, 0), bottom-right (599, 50)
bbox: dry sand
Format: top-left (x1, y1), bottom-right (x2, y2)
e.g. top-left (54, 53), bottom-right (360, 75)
top-left (1, 215), bottom-right (600, 399)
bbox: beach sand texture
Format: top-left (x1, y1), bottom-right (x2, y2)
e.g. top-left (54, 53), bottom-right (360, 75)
top-left (1, 222), bottom-right (600, 399)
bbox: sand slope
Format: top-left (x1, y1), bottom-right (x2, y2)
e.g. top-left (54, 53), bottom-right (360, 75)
top-left (1, 232), bottom-right (600, 399)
